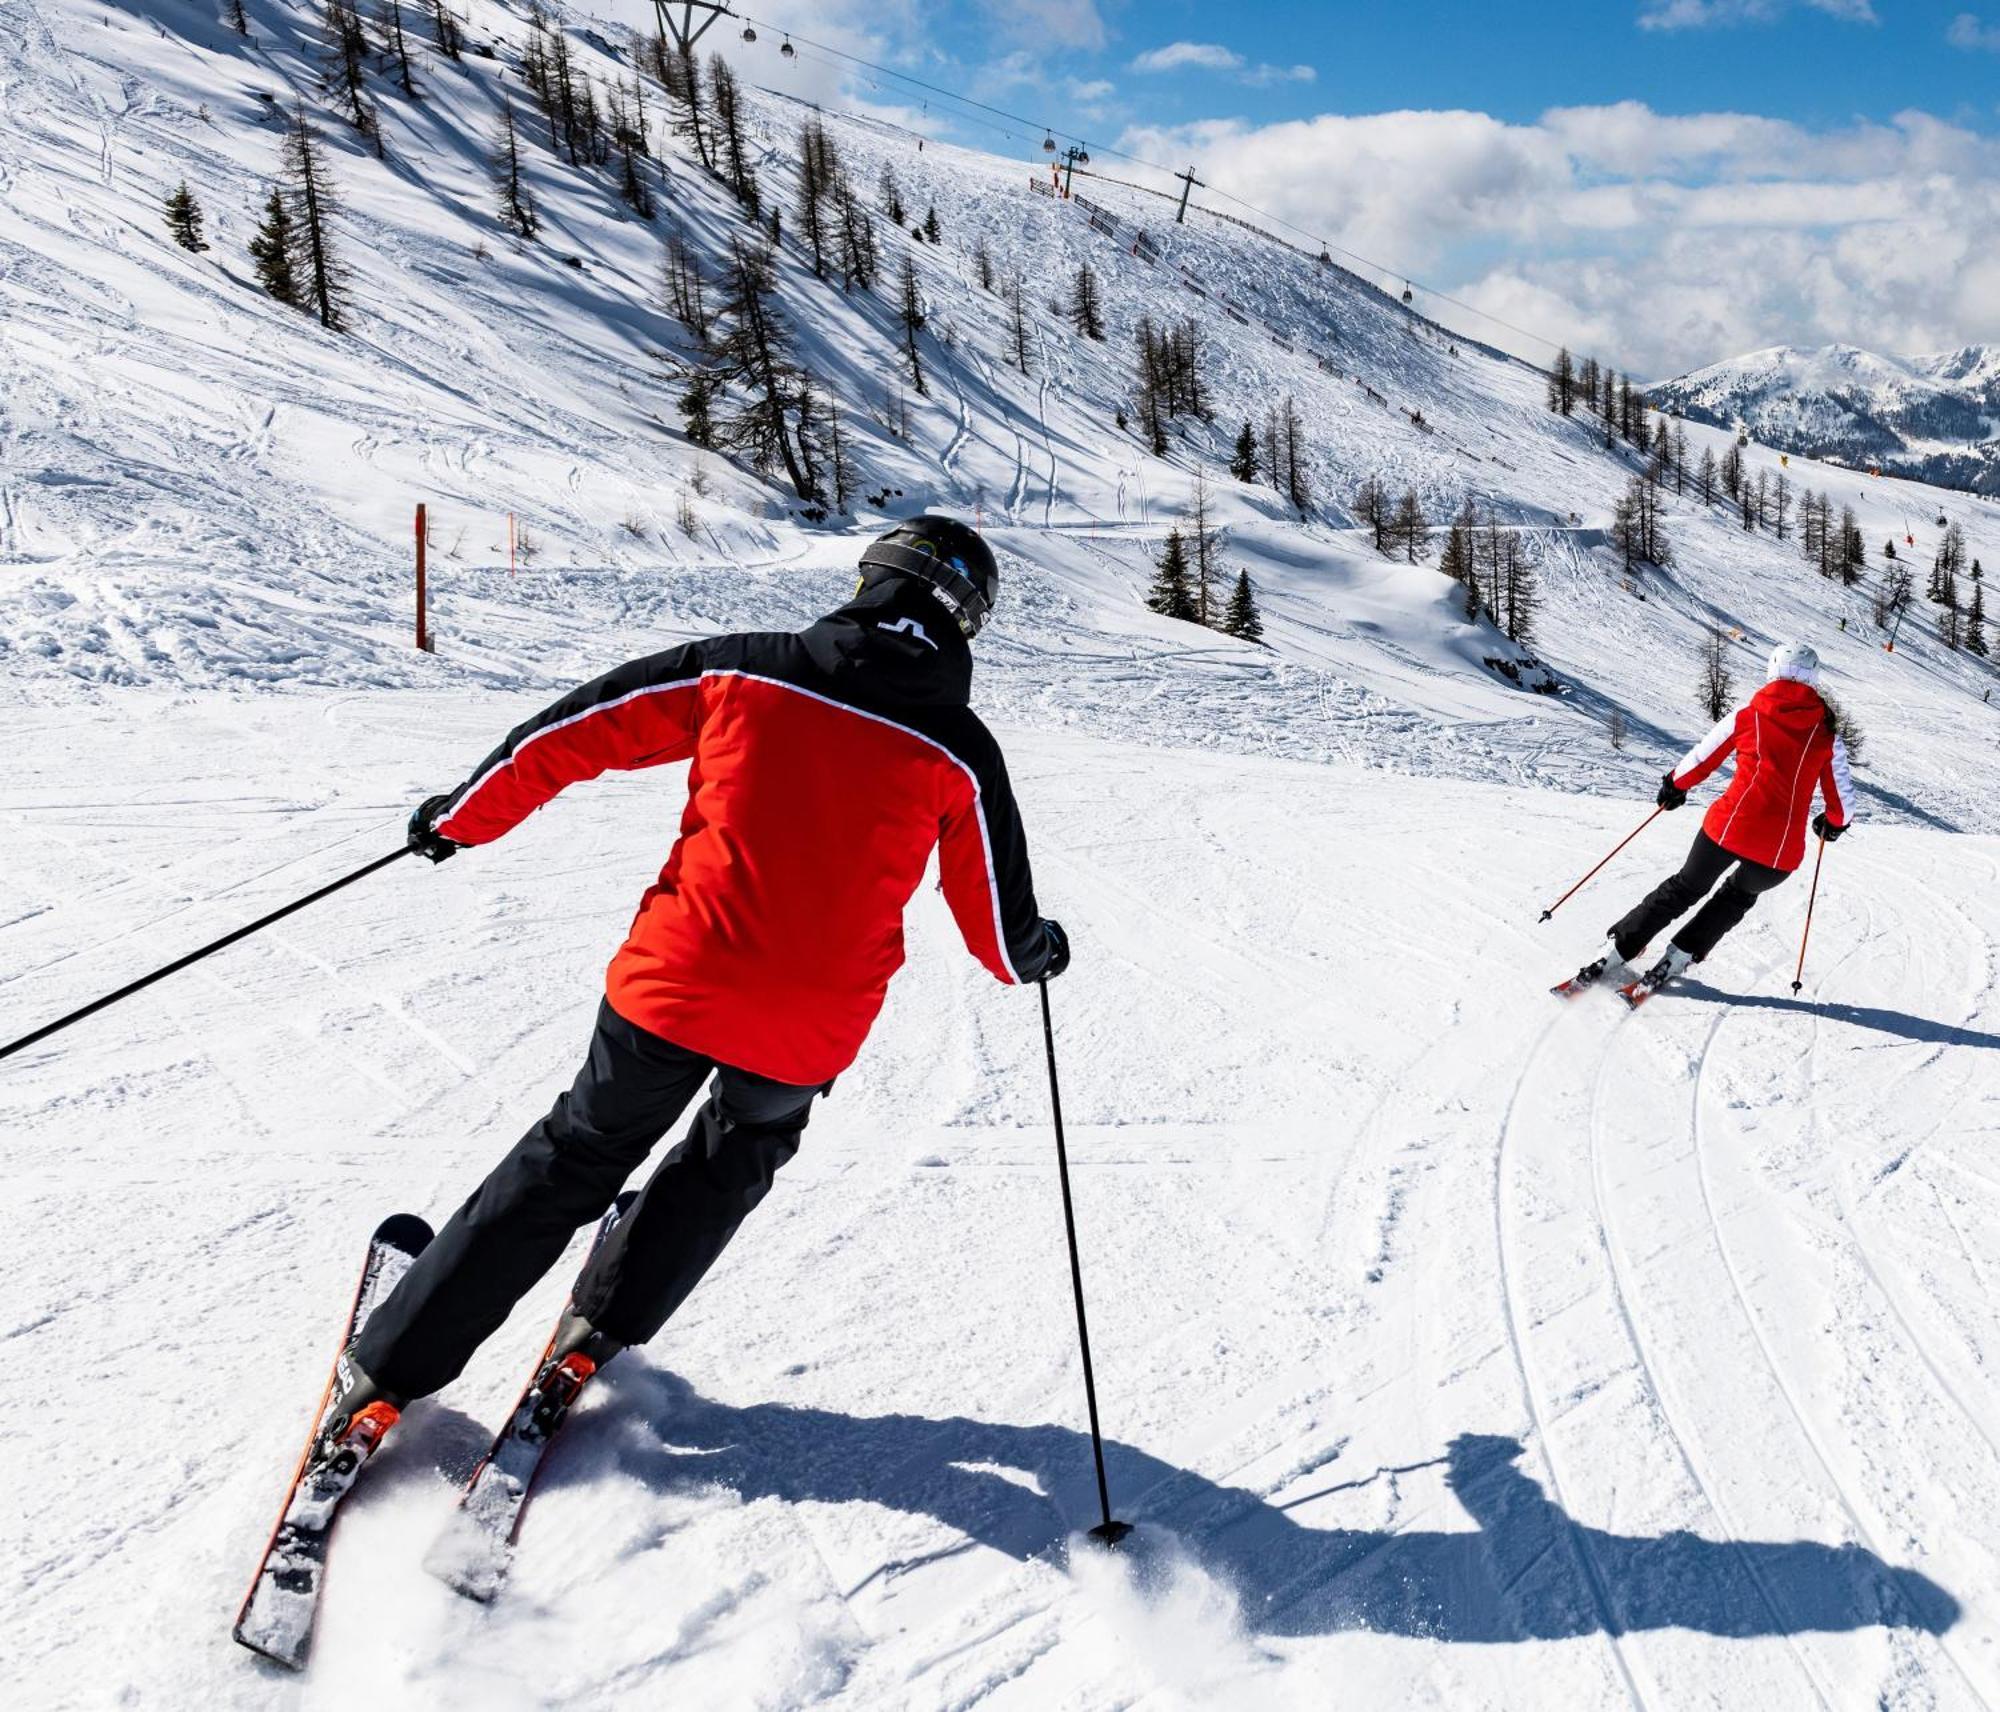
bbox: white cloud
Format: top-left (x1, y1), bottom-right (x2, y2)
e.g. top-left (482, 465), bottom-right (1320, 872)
top-left (1115, 103), bottom-right (2000, 375)
top-left (1638, 0), bottom-right (1876, 28)
top-left (1069, 78), bottom-right (1117, 103)
top-left (1132, 41), bottom-right (1243, 73)
top-left (1947, 11), bottom-right (2000, 49)
top-left (1129, 41), bottom-right (1316, 84)
top-left (981, 0), bottom-right (1106, 51)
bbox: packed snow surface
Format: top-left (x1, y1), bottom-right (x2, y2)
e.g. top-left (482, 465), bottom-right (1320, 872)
top-left (4, 0), bottom-right (2000, 1705)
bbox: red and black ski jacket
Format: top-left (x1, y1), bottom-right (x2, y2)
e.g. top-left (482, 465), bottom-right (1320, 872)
top-left (431, 581), bottom-right (1051, 1085)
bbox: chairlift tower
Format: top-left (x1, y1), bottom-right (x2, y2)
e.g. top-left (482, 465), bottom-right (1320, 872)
top-left (653, 0), bottom-right (733, 60)
top-left (1172, 164), bottom-right (1204, 225)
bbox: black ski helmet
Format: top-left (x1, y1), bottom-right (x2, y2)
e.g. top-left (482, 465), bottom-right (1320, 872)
top-left (856, 515), bottom-right (999, 638)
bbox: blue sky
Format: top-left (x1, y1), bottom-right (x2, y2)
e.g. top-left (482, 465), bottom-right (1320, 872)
top-left (631, 0), bottom-right (2000, 374)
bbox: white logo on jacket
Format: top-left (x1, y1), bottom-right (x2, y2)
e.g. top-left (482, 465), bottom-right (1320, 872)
top-left (878, 617), bottom-right (938, 651)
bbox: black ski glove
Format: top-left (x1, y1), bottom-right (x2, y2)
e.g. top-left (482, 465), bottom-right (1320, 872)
top-left (1030, 918), bottom-right (1070, 982)
top-left (1656, 773), bottom-right (1688, 811)
top-left (408, 793), bottom-right (461, 864)
top-left (1812, 812), bottom-right (1846, 843)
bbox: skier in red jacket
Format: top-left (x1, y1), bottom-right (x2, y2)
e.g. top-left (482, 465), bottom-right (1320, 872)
top-left (326, 517), bottom-right (1066, 1455)
top-left (1577, 641), bottom-right (1854, 997)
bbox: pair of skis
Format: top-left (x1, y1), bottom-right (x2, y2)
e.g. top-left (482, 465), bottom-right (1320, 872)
top-left (1549, 962), bottom-right (1674, 1008)
top-left (234, 1200), bottom-right (629, 1670)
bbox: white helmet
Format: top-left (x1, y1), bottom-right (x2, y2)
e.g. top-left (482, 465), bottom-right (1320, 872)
top-left (1767, 641), bottom-right (1819, 686)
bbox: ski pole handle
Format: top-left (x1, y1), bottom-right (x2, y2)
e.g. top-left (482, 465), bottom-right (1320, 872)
top-left (0, 846), bottom-right (413, 1065)
top-left (1790, 835), bottom-right (1827, 996)
top-left (1538, 807), bottom-right (1664, 923)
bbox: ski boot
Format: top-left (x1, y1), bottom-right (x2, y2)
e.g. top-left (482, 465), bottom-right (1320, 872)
top-left (1553, 936), bottom-right (1629, 999)
top-left (521, 1311), bottom-right (623, 1445)
top-left (1621, 945), bottom-right (1692, 1009)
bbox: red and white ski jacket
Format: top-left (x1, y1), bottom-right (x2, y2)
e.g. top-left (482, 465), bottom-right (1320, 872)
top-left (1670, 677), bottom-right (1854, 873)
top-left (430, 582), bottom-right (1051, 1086)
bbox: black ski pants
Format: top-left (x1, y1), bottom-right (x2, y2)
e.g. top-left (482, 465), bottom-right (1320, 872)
top-left (1610, 830), bottom-right (1790, 965)
top-left (354, 1000), bottom-right (823, 1401)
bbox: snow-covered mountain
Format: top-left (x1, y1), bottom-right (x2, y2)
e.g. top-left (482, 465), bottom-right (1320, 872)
top-left (6, 1), bottom-right (2000, 1707)
top-left (1654, 343), bottom-right (2000, 495)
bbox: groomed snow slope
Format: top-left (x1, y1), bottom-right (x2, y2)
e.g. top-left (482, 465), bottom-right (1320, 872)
top-left (5, 0), bottom-right (2000, 1707)
top-left (4, 700), bottom-right (1998, 1709)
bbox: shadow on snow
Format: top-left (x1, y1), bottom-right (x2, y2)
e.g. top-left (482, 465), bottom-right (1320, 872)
top-left (1679, 981), bottom-right (2000, 1051)
top-left (545, 1369), bottom-right (1959, 1645)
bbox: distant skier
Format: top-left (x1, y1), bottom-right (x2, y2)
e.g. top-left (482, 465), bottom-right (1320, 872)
top-left (1573, 641), bottom-right (1852, 1001)
top-left (316, 516), bottom-right (1066, 1463)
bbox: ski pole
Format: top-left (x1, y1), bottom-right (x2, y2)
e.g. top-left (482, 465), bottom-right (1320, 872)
top-left (1537, 807), bottom-right (1664, 923)
top-left (0, 847), bottom-right (412, 1065)
top-left (1791, 834), bottom-right (1827, 996)
top-left (1038, 977), bottom-right (1132, 1547)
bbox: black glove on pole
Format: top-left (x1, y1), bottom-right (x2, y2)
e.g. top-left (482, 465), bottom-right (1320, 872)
top-left (1038, 975), bottom-right (1131, 1547)
top-left (0, 847), bottom-right (412, 1065)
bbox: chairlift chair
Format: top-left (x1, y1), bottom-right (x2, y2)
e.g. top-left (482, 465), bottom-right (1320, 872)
top-left (741, 25), bottom-right (755, 41)
top-left (1401, 281), bottom-right (1413, 304)
top-left (780, 35), bottom-right (795, 58)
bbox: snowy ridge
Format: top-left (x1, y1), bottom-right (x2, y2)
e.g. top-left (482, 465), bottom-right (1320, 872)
top-left (1655, 342), bottom-right (2000, 496)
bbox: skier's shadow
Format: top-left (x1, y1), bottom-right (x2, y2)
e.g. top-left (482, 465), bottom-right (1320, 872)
top-left (1679, 982), bottom-right (2000, 1050)
top-left (571, 1368), bottom-right (1959, 1644)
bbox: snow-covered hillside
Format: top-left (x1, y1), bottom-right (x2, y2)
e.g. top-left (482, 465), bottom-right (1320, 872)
top-left (1655, 343), bottom-right (2000, 497)
top-left (5, 1), bottom-right (2000, 1707)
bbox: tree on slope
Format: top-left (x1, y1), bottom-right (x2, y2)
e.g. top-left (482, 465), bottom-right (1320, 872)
top-left (248, 189), bottom-right (299, 305)
top-left (1222, 569), bottom-right (1264, 642)
top-left (1966, 579), bottom-right (1989, 657)
top-left (425, 0), bottom-right (461, 59)
top-left (1147, 528), bottom-right (1196, 621)
top-left (897, 255), bottom-right (927, 396)
top-left (709, 55), bottom-right (759, 212)
top-left (1354, 475), bottom-right (1389, 552)
top-left (1188, 467), bottom-right (1224, 626)
top-left (1698, 629), bottom-right (1734, 723)
top-left (1229, 419), bottom-right (1258, 483)
top-left (493, 99), bottom-right (538, 239)
top-left (709, 239), bottom-right (815, 499)
top-left (280, 105), bottom-right (349, 331)
top-left (1069, 263), bottom-right (1105, 340)
top-left (321, 0), bottom-right (378, 147)
top-left (1546, 346), bottom-right (1576, 415)
top-left (1390, 488), bottom-right (1428, 563)
top-left (164, 181), bottom-right (208, 252)
top-left (380, 0), bottom-right (419, 99)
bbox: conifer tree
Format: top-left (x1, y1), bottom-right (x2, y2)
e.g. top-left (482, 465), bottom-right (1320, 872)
top-left (878, 165), bottom-right (905, 225)
top-left (897, 255), bottom-right (927, 395)
top-left (709, 54), bottom-right (758, 211)
top-left (1699, 629), bottom-right (1734, 723)
top-left (248, 188), bottom-right (298, 304)
top-left (493, 98), bottom-right (538, 238)
top-left (1146, 528), bottom-right (1196, 621)
top-left (1391, 488), bottom-right (1427, 562)
top-left (425, 0), bottom-right (461, 58)
top-left (1277, 394), bottom-right (1309, 511)
top-left (1354, 475), bottom-right (1389, 552)
top-left (665, 231), bottom-right (709, 341)
top-left (1546, 346), bottom-right (1576, 415)
top-left (164, 181), bottom-right (209, 251)
top-left (826, 394), bottom-right (854, 513)
top-left (280, 104), bottom-right (347, 330)
top-left (678, 368), bottom-right (717, 447)
top-left (795, 118), bottom-right (839, 279)
top-left (1697, 446), bottom-right (1717, 506)
top-left (321, 0), bottom-right (377, 146)
top-left (1500, 534), bottom-right (1538, 643)
top-left (1005, 275), bottom-right (1031, 374)
top-left (1229, 419), bottom-right (1258, 483)
top-left (834, 181), bottom-right (878, 291)
top-left (972, 235), bottom-right (993, 292)
top-left (381, 0), bottom-right (419, 98)
top-left (922, 203), bottom-right (941, 244)
top-left (1966, 579), bottom-right (1988, 657)
top-left (1188, 468), bottom-right (1223, 626)
top-left (1069, 263), bottom-right (1104, 340)
top-left (667, 44), bottom-right (712, 171)
top-left (709, 239), bottom-right (814, 498)
top-left (1222, 569), bottom-right (1264, 642)
top-left (227, 0), bottom-right (249, 34)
